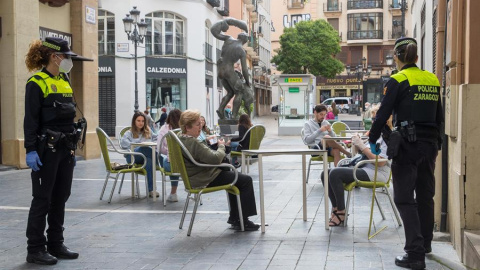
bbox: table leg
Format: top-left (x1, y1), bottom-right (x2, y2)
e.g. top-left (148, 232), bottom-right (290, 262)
top-left (241, 152), bottom-right (245, 174)
top-left (258, 154), bottom-right (265, 233)
top-left (302, 154), bottom-right (307, 221)
top-left (323, 146), bottom-right (329, 230)
top-left (152, 146), bottom-right (157, 202)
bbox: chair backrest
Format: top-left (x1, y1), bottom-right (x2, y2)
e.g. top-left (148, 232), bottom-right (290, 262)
top-left (118, 126), bottom-right (131, 149)
top-left (97, 127), bottom-right (114, 172)
top-left (247, 124), bottom-right (266, 150)
top-left (165, 130), bottom-right (192, 190)
top-left (332, 121), bottom-right (350, 137)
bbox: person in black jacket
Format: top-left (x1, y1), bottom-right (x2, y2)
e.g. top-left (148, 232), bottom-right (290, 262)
top-left (24, 37), bottom-right (84, 265)
top-left (368, 37), bottom-right (443, 270)
top-left (155, 107), bottom-right (167, 127)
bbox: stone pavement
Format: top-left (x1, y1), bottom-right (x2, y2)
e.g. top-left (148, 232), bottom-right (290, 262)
top-left (0, 115), bottom-right (467, 270)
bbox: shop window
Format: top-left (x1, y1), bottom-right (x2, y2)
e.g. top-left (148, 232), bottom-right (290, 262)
top-left (98, 10), bottom-right (115, 55)
top-left (145, 12), bottom-right (185, 56)
top-left (146, 78), bottom-right (187, 121)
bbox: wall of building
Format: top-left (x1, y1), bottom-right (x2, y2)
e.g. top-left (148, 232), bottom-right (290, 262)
top-left (0, 0), bottom-right (99, 167)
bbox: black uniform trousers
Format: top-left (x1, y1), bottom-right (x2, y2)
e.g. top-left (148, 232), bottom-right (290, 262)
top-left (391, 140), bottom-right (438, 261)
top-left (26, 146), bottom-right (75, 253)
top-left (207, 170), bottom-right (257, 220)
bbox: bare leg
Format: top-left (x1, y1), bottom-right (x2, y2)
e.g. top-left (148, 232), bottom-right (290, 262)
top-left (171, 186), bottom-right (177, 194)
top-left (325, 140), bottom-right (351, 157)
top-left (331, 148), bottom-right (341, 166)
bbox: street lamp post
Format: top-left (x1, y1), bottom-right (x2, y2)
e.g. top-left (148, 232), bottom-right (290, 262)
top-left (346, 57), bottom-right (371, 115)
top-left (123, 6), bottom-right (148, 113)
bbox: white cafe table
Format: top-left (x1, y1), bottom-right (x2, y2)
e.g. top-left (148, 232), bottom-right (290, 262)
top-left (130, 142), bottom-right (157, 202)
top-left (241, 148), bottom-right (329, 232)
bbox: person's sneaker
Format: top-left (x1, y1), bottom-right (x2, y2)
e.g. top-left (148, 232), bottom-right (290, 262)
top-left (395, 254), bottom-right (426, 269)
top-left (26, 250), bottom-right (58, 265)
top-left (149, 191), bottom-right (160, 198)
top-left (47, 244), bottom-right (79, 259)
top-left (233, 219), bottom-right (260, 231)
top-left (167, 193), bottom-right (178, 202)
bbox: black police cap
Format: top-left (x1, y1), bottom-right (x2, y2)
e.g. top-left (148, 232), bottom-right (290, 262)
top-left (42, 37), bottom-right (77, 56)
top-left (394, 37), bottom-right (417, 51)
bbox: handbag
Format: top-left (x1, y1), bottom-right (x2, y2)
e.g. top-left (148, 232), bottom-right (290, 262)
top-left (339, 154), bottom-right (369, 168)
top-left (110, 162), bottom-right (133, 170)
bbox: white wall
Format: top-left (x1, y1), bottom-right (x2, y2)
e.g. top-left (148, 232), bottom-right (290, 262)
top-left (101, 0), bottom-right (225, 134)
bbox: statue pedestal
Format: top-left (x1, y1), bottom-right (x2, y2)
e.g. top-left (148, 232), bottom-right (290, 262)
top-left (218, 119), bottom-right (238, 134)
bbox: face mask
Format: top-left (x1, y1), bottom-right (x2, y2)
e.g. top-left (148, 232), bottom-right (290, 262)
top-left (56, 55), bottom-right (73, 73)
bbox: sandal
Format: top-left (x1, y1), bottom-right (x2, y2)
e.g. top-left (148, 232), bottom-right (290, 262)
top-left (329, 211), bottom-right (345, 227)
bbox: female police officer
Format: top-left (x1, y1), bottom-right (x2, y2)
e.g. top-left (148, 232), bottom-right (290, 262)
top-left (368, 37), bottom-right (443, 269)
top-left (24, 37), bottom-right (83, 265)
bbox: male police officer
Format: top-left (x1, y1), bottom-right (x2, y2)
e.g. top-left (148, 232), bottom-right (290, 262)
top-left (368, 37), bottom-right (443, 269)
top-left (24, 37), bottom-right (86, 265)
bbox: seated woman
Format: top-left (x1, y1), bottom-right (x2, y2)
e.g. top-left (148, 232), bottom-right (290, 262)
top-left (230, 114), bottom-right (253, 167)
top-left (178, 110), bottom-right (259, 231)
top-left (121, 112), bottom-right (158, 198)
top-left (156, 109), bottom-right (182, 202)
top-left (321, 106), bottom-right (391, 226)
top-left (197, 116), bottom-right (216, 145)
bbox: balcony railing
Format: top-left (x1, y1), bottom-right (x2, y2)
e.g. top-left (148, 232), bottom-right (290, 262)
top-left (324, 2), bottom-right (342, 12)
top-left (347, 0), bottom-right (383, 9)
top-left (205, 43), bottom-right (213, 61)
top-left (388, 29), bottom-right (408, 40)
top-left (347, 30), bottom-right (383, 40)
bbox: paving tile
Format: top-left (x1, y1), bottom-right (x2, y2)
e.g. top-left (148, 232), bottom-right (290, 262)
top-left (0, 116), bottom-right (467, 270)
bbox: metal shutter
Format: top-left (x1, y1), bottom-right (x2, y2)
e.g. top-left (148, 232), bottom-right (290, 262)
top-left (98, 76), bottom-right (116, 136)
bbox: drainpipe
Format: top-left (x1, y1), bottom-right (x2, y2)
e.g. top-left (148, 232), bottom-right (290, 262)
top-left (440, 0), bottom-right (449, 233)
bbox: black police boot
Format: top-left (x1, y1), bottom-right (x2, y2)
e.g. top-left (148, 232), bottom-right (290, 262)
top-left (47, 244), bottom-right (79, 259)
top-left (395, 254), bottom-right (426, 269)
top-left (26, 250), bottom-right (58, 265)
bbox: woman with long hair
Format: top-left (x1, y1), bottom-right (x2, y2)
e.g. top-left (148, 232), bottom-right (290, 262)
top-left (156, 109), bottom-right (182, 202)
top-left (121, 112), bottom-right (158, 197)
top-left (230, 114), bottom-right (253, 151)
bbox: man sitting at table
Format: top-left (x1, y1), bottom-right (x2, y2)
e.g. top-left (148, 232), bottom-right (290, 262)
top-left (303, 104), bottom-right (352, 166)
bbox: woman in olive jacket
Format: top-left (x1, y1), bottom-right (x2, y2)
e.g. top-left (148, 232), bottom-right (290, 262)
top-left (178, 110), bottom-right (259, 231)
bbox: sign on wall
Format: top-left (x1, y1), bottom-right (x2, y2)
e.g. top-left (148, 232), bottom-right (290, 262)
top-left (146, 58), bottom-right (188, 78)
top-left (283, 14), bottom-right (311, 28)
top-left (117, 43), bottom-right (129, 52)
top-left (86, 6), bottom-right (96, 24)
top-left (39, 27), bottom-right (72, 48)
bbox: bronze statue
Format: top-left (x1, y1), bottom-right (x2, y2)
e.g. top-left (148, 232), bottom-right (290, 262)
top-left (211, 18), bottom-right (254, 119)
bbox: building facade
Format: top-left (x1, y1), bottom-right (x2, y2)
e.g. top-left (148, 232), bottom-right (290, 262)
top-left (0, 0), bottom-right (100, 167)
top-left (98, 0), bottom-right (272, 136)
top-left (271, 0), bottom-right (411, 110)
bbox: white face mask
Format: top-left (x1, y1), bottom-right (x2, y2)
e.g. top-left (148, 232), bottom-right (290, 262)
top-left (56, 55), bottom-right (73, 73)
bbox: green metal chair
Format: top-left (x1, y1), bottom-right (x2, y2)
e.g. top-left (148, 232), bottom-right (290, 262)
top-left (117, 126), bottom-right (131, 150)
top-left (96, 127), bottom-right (147, 203)
top-left (341, 158), bottom-right (402, 238)
top-left (166, 130), bottom-right (245, 236)
top-left (331, 121), bottom-right (350, 137)
top-left (300, 128), bottom-right (335, 183)
top-left (230, 124), bottom-right (266, 172)
top-left (157, 132), bottom-right (181, 207)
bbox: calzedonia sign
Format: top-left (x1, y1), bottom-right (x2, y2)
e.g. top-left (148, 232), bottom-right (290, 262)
top-left (146, 58), bottom-right (187, 78)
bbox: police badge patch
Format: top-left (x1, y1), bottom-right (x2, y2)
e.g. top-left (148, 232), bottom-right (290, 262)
top-left (51, 84), bottom-right (57, 92)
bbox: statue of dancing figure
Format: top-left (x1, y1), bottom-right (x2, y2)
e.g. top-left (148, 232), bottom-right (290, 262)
top-left (211, 18), bottom-right (254, 119)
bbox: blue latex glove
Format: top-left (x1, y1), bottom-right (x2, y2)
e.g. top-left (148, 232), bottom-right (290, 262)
top-left (369, 142), bottom-right (381, 155)
top-left (26, 151), bottom-right (43, 171)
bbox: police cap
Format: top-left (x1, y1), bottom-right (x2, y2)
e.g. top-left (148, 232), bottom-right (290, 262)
top-left (42, 37), bottom-right (78, 56)
top-left (394, 37), bottom-right (417, 51)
